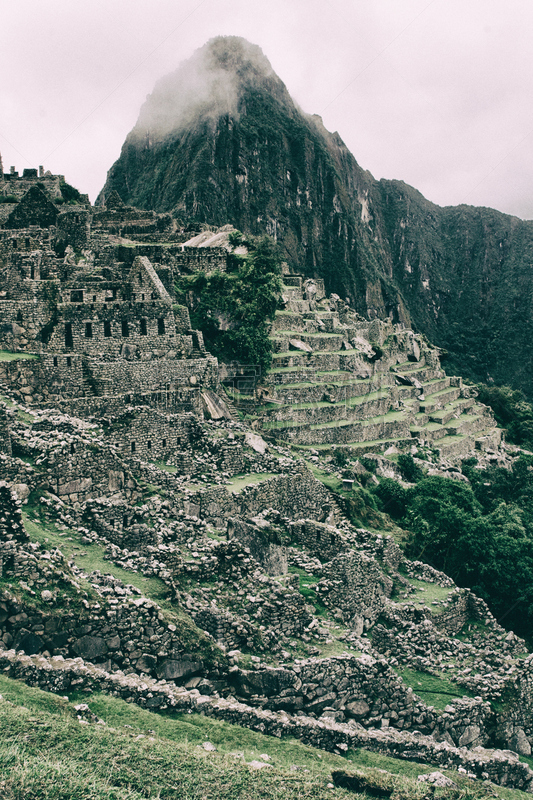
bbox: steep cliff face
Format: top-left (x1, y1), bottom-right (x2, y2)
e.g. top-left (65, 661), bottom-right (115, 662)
top-left (100, 36), bottom-right (533, 397)
top-left (375, 181), bottom-right (533, 390)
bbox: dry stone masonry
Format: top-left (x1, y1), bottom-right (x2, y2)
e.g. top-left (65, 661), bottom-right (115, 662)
top-left (1, 165), bottom-right (531, 792)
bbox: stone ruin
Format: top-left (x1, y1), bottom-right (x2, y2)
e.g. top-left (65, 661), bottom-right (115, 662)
top-left (1, 163), bottom-right (532, 793)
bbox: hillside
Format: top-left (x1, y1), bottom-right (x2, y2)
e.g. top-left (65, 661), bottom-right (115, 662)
top-left (100, 36), bottom-right (533, 398)
top-left (3, 160), bottom-right (533, 795)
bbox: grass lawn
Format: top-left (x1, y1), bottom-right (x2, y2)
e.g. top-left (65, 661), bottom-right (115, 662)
top-left (396, 667), bottom-right (473, 711)
top-left (396, 577), bottom-right (453, 614)
top-left (226, 473), bottom-right (277, 493)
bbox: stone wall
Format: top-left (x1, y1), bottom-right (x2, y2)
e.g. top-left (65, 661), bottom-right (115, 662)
top-left (196, 469), bottom-right (342, 528)
top-left (1, 650), bottom-right (531, 792)
top-left (106, 408), bottom-right (201, 463)
top-left (0, 405), bottom-right (12, 455)
top-left (1, 351), bottom-right (219, 407)
top-left (42, 442), bottom-right (137, 504)
top-left (316, 552), bottom-right (391, 633)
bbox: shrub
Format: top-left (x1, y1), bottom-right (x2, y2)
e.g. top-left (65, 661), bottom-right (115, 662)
top-left (397, 453), bottom-right (425, 482)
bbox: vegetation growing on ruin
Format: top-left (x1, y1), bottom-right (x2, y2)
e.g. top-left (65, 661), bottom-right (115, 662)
top-left (372, 456), bottom-right (533, 643)
top-left (175, 233), bottom-right (282, 376)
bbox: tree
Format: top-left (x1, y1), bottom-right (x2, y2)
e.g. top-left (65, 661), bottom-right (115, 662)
top-left (176, 233), bottom-right (282, 376)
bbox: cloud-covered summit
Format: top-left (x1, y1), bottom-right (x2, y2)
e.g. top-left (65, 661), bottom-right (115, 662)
top-left (131, 36), bottom-right (292, 143)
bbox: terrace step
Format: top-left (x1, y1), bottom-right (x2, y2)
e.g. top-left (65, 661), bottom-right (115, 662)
top-left (445, 413), bottom-right (488, 437)
top-left (410, 421), bottom-right (450, 443)
top-left (271, 332), bottom-right (346, 354)
top-left (270, 378), bottom-right (396, 405)
top-left (265, 410), bottom-right (411, 446)
top-left (262, 391), bottom-right (395, 427)
top-left (420, 376), bottom-right (452, 396)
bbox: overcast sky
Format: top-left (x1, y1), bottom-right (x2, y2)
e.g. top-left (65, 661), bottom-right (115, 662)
top-left (2, 0), bottom-right (533, 217)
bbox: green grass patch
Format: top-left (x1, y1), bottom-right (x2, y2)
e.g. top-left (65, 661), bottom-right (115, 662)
top-left (155, 460), bottom-right (178, 473)
top-left (0, 350), bottom-right (39, 362)
top-left (396, 577), bottom-right (453, 613)
top-left (445, 415), bottom-right (479, 428)
top-left (396, 667), bottom-right (473, 710)
top-left (22, 511), bottom-right (170, 606)
top-left (226, 473), bottom-right (277, 493)
top-left (0, 674), bottom-right (527, 799)
top-left (21, 509), bottom-right (224, 668)
top-left (288, 567), bottom-right (328, 618)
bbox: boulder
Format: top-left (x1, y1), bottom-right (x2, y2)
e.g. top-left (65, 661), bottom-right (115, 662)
top-left (201, 391), bottom-right (232, 420)
top-left (289, 338), bottom-right (313, 354)
top-left (58, 477), bottom-right (92, 497)
top-left (350, 337), bottom-right (376, 359)
top-left (345, 699), bottom-right (370, 717)
top-left (157, 659), bottom-right (203, 681)
top-left (510, 728), bottom-right (532, 756)
top-left (11, 483), bottom-right (30, 501)
top-left (72, 635), bottom-right (108, 660)
top-left (136, 653), bottom-right (158, 674)
top-left (418, 772), bottom-right (457, 788)
top-left (244, 431), bottom-right (268, 454)
top-left (15, 629), bottom-right (44, 655)
top-left (458, 724), bottom-right (482, 747)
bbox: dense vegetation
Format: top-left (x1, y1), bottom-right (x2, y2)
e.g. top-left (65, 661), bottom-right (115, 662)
top-left (175, 232), bottom-right (282, 377)
top-left (476, 383), bottom-right (533, 451)
top-left (373, 454), bottom-right (533, 643)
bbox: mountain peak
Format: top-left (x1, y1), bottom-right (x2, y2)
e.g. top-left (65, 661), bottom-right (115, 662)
top-left (131, 36), bottom-right (290, 143)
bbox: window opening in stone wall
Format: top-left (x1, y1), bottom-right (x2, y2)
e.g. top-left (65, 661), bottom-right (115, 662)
top-left (25, 238), bottom-right (30, 247)
top-left (122, 320), bottom-right (129, 337)
top-left (123, 515), bottom-right (128, 527)
top-left (70, 290), bottom-right (83, 303)
top-left (16, 310), bottom-right (23, 323)
top-left (66, 356), bottom-right (72, 367)
top-left (162, 439), bottom-right (167, 448)
top-left (147, 441), bottom-right (152, 450)
top-left (70, 443), bottom-right (75, 454)
top-left (139, 273), bottom-right (143, 286)
top-left (30, 266), bottom-right (34, 279)
top-left (157, 318), bottom-right (165, 335)
top-left (131, 442), bottom-right (136, 453)
top-left (65, 322), bottom-right (73, 349)
top-left (85, 322), bottom-right (93, 338)
top-left (53, 357), bottom-right (58, 366)
top-left (140, 318), bottom-right (147, 335)
top-left (104, 321), bottom-right (112, 337)
top-left (12, 239), bottom-right (17, 249)
top-left (92, 295), bottom-right (96, 302)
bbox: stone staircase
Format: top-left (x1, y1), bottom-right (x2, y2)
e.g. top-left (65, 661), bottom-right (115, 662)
top-left (257, 278), bottom-right (501, 458)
